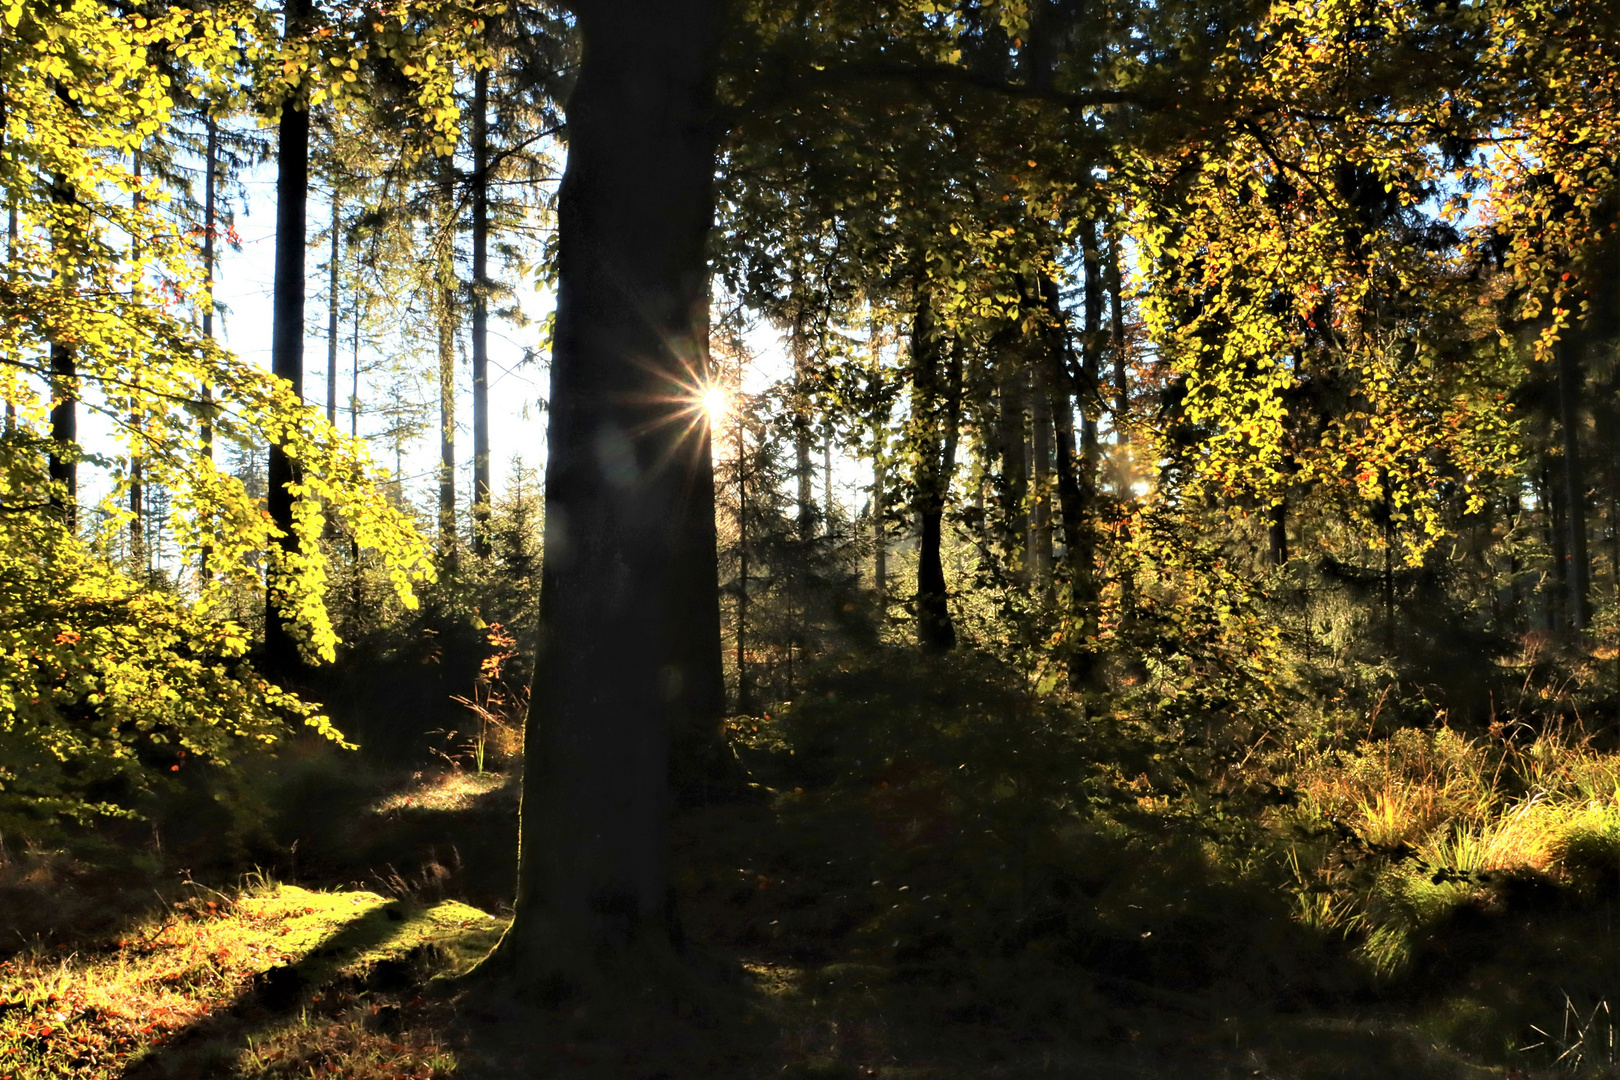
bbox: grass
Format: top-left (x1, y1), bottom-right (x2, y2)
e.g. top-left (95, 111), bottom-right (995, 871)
top-left (14, 664), bottom-right (1620, 1079)
top-left (0, 877), bottom-right (505, 1080)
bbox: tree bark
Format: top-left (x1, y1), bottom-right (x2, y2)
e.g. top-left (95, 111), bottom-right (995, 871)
top-left (200, 117), bottom-right (216, 580)
top-left (1029, 363), bottom-right (1053, 583)
top-left (488, 0), bottom-right (726, 975)
top-left (911, 288), bottom-right (959, 652)
top-left (1039, 273), bottom-right (1099, 689)
top-left (265, 0), bottom-right (312, 674)
top-left (1557, 332), bottom-right (1591, 629)
top-left (437, 163), bottom-right (458, 553)
top-left (130, 149), bottom-right (144, 564)
top-left (1269, 495), bottom-right (1288, 565)
top-left (48, 174), bottom-right (76, 528)
top-left (869, 311), bottom-right (887, 604)
top-left (791, 310), bottom-right (815, 538)
top-left (326, 193), bottom-right (340, 428)
top-left (471, 65), bottom-right (493, 557)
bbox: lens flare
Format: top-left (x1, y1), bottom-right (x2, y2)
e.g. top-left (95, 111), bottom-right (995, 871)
top-left (702, 385), bottom-right (727, 424)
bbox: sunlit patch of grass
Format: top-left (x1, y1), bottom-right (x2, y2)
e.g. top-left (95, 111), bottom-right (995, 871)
top-left (0, 881), bottom-right (506, 1079)
top-left (1276, 723), bottom-right (1620, 981)
top-left (368, 770), bottom-right (511, 815)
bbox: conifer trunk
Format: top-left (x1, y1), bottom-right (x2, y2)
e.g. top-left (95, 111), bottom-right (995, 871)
top-left (326, 194), bottom-right (340, 427)
top-left (265, 0), bottom-right (312, 673)
top-left (490, 0), bottom-right (725, 973)
top-left (1040, 273), bottom-right (1098, 689)
top-left (792, 312), bottom-right (815, 538)
top-left (910, 289), bottom-right (960, 652)
top-left (1558, 333), bottom-right (1591, 628)
top-left (471, 66), bottom-right (493, 557)
top-left (437, 163), bottom-right (458, 553)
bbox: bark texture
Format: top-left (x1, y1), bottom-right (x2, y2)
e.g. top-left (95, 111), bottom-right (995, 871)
top-left (495, 0), bottom-right (726, 972)
top-left (265, 0), bottom-right (311, 673)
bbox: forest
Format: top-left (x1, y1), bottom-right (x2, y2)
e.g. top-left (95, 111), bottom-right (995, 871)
top-left (4, 0), bottom-right (1620, 1075)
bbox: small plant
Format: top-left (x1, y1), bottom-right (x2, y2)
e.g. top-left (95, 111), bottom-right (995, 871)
top-left (1523, 992), bottom-right (1617, 1074)
top-left (447, 622), bottom-right (528, 775)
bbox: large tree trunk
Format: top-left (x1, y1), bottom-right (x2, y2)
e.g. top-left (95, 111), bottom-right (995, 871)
top-left (910, 288), bottom-right (960, 652)
top-left (489, 0), bottom-right (725, 975)
top-left (471, 66), bottom-right (493, 557)
top-left (265, 0), bottom-right (312, 674)
top-left (1558, 332), bottom-right (1591, 629)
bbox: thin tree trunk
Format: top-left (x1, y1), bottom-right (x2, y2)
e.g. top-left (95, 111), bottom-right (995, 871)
top-left (1029, 365), bottom-right (1053, 584)
top-left (1039, 273), bottom-right (1099, 689)
top-left (326, 193), bottom-right (340, 427)
top-left (992, 333), bottom-right (1028, 579)
top-left (1558, 333), bottom-right (1592, 629)
top-left (911, 288), bottom-right (960, 652)
top-left (1078, 220), bottom-right (1102, 477)
top-left (487, 0), bottom-right (726, 975)
top-left (437, 164), bottom-right (458, 553)
top-left (1382, 490), bottom-right (1397, 652)
top-left (265, 0), bottom-right (313, 673)
top-left (823, 433), bottom-right (832, 534)
top-left (870, 311), bottom-right (887, 604)
top-left (1548, 464), bottom-right (1569, 632)
top-left (200, 117), bottom-right (216, 580)
top-left (351, 295), bottom-right (362, 567)
top-left (792, 310), bottom-right (814, 538)
top-left (4, 201), bottom-right (14, 436)
top-left (48, 172), bottom-right (76, 529)
top-left (471, 66), bottom-right (493, 557)
top-left (130, 149), bottom-right (144, 566)
top-left (735, 380), bottom-right (751, 714)
top-left (1107, 224), bottom-right (1128, 445)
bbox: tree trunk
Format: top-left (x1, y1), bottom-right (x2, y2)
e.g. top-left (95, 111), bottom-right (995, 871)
top-left (869, 311), bottom-right (887, 604)
top-left (200, 118), bottom-right (216, 580)
top-left (437, 164), bottom-right (458, 553)
top-left (130, 149), bottom-right (144, 564)
top-left (1558, 333), bottom-right (1591, 629)
top-left (991, 333), bottom-right (1028, 579)
top-left (792, 311), bottom-right (815, 538)
top-left (1269, 495), bottom-right (1288, 565)
top-left (1547, 464), bottom-right (1568, 632)
top-left (911, 288), bottom-right (959, 652)
top-left (47, 173), bottom-right (77, 528)
top-left (471, 66), bottom-right (493, 557)
top-left (1039, 274), bottom-right (1099, 689)
top-left (1078, 220), bottom-right (1102, 475)
top-left (1107, 224), bottom-right (1127, 443)
top-left (326, 193), bottom-right (340, 427)
top-left (488, 0), bottom-right (725, 975)
top-left (265, 0), bottom-right (312, 674)
top-left (1029, 364), bottom-right (1053, 584)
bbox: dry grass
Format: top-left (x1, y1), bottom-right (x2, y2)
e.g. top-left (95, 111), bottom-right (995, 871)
top-left (0, 880), bottom-right (506, 1079)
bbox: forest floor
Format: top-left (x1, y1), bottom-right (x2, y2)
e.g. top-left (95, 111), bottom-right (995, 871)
top-left (1, 723), bottom-right (1614, 1079)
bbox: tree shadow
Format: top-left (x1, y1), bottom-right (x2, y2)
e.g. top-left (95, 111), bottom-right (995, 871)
top-left (117, 896), bottom-right (416, 1079)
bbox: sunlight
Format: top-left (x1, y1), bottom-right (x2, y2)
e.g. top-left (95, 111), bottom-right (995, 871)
top-left (702, 383), bottom-right (728, 425)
